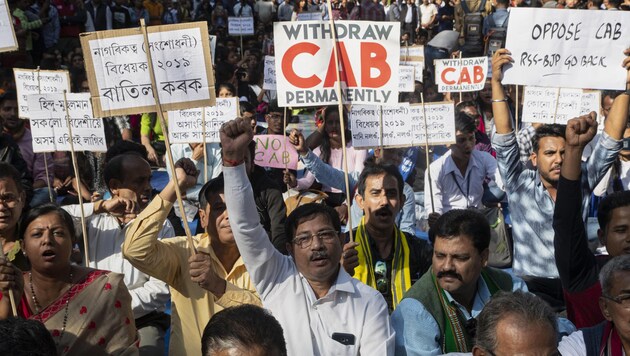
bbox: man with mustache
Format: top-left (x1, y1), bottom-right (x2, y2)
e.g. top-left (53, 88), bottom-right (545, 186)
top-left (490, 48), bottom-right (629, 310)
top-left (391, 209), bottom-right (528, 355)
top-left (62, 153), bottom-right (172, 355)
top-left (220, 117), bottom-right (395, 355)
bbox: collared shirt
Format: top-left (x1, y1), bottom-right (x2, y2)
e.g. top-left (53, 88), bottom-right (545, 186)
top-left (516, 124), bottom-right (537, 163)
top-left (424, 149), bottom-right (503, 215)
top-left (300, 149), bottom-right (416, 235)
top-left (391, 275), bottom-right (528, 356)
top-left (123, 195), bottom-right (261, 356)
top-left (224, 165), bottom-right (395, 356)
top-left (492, 131), bottom-right (621, 278)
top-left (14, 128), bottom-right (54, 184)
top-left (167, 143), bottom-right (223, 201)
top-left (62, 203), bottom-right (172, 319)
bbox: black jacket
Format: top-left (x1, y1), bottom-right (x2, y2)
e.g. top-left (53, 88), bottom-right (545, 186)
top-left (251, 166), bottom-right (288, 254)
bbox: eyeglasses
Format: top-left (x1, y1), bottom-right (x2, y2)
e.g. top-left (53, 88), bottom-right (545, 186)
top-left (602, 293), bottom-right (630, 308)
top-left (0, 194), bottom-right (20, 207)
top-left (292, 229), bottom-right (337, 249)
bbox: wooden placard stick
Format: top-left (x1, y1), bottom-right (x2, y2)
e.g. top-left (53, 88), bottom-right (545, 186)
top-left (325, 0), bottom-right (353, 241)
top-left (283, 106), bottom-right (292, 195)
top-left (62, 90), bottom-right (90, 266)
top-left (202, 108), bottom-right (208, 184)
top-left (36, 66), bottom-right (54, 203)
top-left (0, 240), bottom-right (17, 317)
top-left (553, 87), bottom-right (561, 125)
top-left (420, 93), bottom-right (435, 214)
top-left (379, 105), bottom-right (384, 153)
top-left (515, 85), bottom-right (520, 137)
top-left (140, 19), bottom-right (197, 255)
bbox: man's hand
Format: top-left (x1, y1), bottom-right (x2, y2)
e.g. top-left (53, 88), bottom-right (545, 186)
top-left (175, 158), bottom-right (199, 191)
top-left (0, 257), bottom-right (23, 301)
top-left (565, 112), bottom-right (598, 149)
top-left (289, 129), bottom-right (307, 156)
top-left (220, 117), bottom-right (253, 165)
top-left (341, 241), bottom-right (359, 275)
top-left (191, 143), bottom-right (204, 161)
top-left (334, 204), bottom-right (349, 225)
top-left (428, 212), bottom-right (441, 229)
top-left (146, 146), bottom-right (159, 165)
top-left (283, 169), bottom-right (297, 188)
top-left (188, 252), bottom-right (226, 297)
top-left (99, 196), bottom-right (137, 217)
top-left (491, 48), bottom-right (513, 84)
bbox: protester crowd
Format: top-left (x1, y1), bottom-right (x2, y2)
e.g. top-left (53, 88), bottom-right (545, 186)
top-left (0, 0), bottom-right (630, 355)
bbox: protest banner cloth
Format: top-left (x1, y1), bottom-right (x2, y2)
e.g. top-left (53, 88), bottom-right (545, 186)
top-left (228, 16), bottom-right (255, 36)
top-left (167, 97), bottom-right (239, 143)
top-left (399, 66), bottom-right (415, 92)
top-left (502, 8), bottom-right (630, 90)
top-left (254, 134), bottom-right (299, 170)
top-left (14, 68), bottom-right (71, 119)
top-left (263, 56), bottom-right (276, 90)
top-left (80, 21), bottom-right (215, 118)
top-left (435, 56), bottom-right (488, 93)
top-left (522, 86), bottom-right (602, 124)
top-left (0, 0), bottom-right (18, 53)
top-left (273, 20), bottom-right (401, 107)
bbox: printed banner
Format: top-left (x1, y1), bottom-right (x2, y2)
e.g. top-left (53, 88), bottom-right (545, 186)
top-left (254, 134), bottom-right (299, 169)
top-left (273, 21), bottom-right (401, 107)
top-left (435, 57), bottom-right (488, 92)
top-left (13, 68), bottom-right (71, 119)
top-left (167, 97), bottom-right (239, 143)
top-left (27, 93), bottom-right (106, 153)
top-left (503, 8), bottom-right (630, 90)
top-left (81, 21), bottom-right (215, 117)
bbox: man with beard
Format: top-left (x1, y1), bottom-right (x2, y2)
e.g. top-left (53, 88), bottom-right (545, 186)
top-left (391, 209), bottom-right (528, 355)
top-left (62, 153), bottom-right (172, 355)
top-left (490, 48), bottom-right (628, 310)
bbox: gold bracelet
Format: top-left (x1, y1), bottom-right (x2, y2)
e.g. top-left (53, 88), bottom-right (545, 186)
top-left (491, 98), bottom-right (508, 102)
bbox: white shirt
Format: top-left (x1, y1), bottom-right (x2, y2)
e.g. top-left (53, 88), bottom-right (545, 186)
top-left (593, 160), bottom-right (630, 196)
top-left (558, 330), bottom-right (589, 356)
top-left (168, 143), bottom-right (223, 202)
top-left (63, 203), bottom-right (172, 318)
top-left (424, 149), bottom-right (504, 215)
top-left (224, 165), bottom-right (395, 356)
top-left (419, 3), bottom-right (437, 26)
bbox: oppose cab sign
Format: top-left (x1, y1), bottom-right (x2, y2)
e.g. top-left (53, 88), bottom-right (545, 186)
top-left (273, 21), bottom-right (401, 107)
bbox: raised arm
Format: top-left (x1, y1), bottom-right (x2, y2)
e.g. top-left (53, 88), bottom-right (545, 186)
top-left (491, 48), bottom-right (514, 134)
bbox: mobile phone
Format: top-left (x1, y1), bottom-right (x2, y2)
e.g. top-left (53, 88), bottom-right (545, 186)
top-left (623, 137), bottom-right (630, 151)
top-left (331, 332), bottom-right (356, 346)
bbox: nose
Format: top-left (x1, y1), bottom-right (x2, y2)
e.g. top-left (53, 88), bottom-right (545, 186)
top-left (443, 256), bottom-right (454, 271)
top-left (310, 235), bottom-right (324, 250)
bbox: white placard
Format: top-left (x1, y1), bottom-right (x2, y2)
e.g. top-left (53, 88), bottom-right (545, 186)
top-left (435, 57), bottom-right (488, 93)
top-left (81, 22), bottom-right (215, 117)
top-left (400, 45), bottom-right (424, 60)
top-left (503, 8), bottom-right (630, 90)
top-left (167, 97), bottom-right (239, 143)
top-left (27, 93), bottom-right (106, 153)
top-left (13, 68), bottom-right (71, 119)
top-left (349, 105), bottom-right (381, 148)
top-left (0, 0), bottom-right (18, 53)
top-left (398, 66), bottom-right (415, 92)
top-left (402, 61), bottom-right (423, 82)
top-left (409, 102), bottom-right (456, 145)
top-left (296, 12), bottom-right (322, 21)
top-left (274, 21), bottom-right (401, 107)
top-left (580, 90), bottom-right (601, 117)
top-left (228, 17), bottom-right (254, 36)
top-left (263, 56), bottom-right (276, 90)
top-left (382, 104), bottom-right (413, 146)
top-left (522, 87), bottom-right (588, 124)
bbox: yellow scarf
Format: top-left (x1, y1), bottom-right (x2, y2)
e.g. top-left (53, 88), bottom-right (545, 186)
top-left (354, 217), bottom-right (411, 309)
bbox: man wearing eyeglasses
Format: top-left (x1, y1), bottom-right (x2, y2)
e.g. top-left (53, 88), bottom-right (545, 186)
top-left (0, 92), bottom-right (32, 204)
top-left (220, 117), bottom-right (395, 355)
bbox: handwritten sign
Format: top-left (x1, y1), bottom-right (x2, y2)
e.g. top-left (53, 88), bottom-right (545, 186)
top-left (522, 87), bottom-right (602, 124)
top-left (13, 68), bottom-right (71, 119)
top-left (274, 21), bottom-right (400, 107)
top-left (81, 21), bottom-right (215, 118)
top-left (382, 104), bottom-right (413, 147)
top-left (263, 56), bottom-right (276, 90)
top-left (402, 61), bottom-right (423, 82)
top-left (27, 93), bottom-right (107, 153)
top-left (167, 97), bottom-right (238, 143)
top-left (399, 66), bottom-right (415, 92)
top-left (409, 102), bottom-right (456, 145)
top-left (503, 8), bottom-right (630, 90)
top-left (254, 134), bottom-right (299, 169)
top-left (296, 12), bottom-right (322, 21)
top-left (0, 0), bottom-right (18, 53)
top-left (228, 17), bottom-right (254, 36)
top-left (349, 105), bottom-right (381, 148)
top-left (581, 90), bottom-right (601, 119)
top-left (435, 57), bottom-right (488, 92)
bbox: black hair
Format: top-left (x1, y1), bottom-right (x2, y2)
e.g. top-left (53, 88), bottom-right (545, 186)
top-left (496, 0), bottom-right (509, 5)
top-left (105, 140), bottom-right (149, 164)
top-left (239, 101), bottom-right (256, 116)
top-left (103, 153), bottom-right (148, 190)
top-left (20, 203), bottom-right (77, 244)
top-left (202, 305), bottom-right (287, 356)
top-left (455, 111), bottom-right (477, 134)
top-left (0, 318), bottom-right (57, 356)
top-left (357, 163), bottom-right (404, 198)
top-left (285, 203), bottom-right (341, 238)
top-left (216, 82), bottom-right (236, 97)
top-left (429, 209), bottom-right (490, 254)
top-left (0, 162), bottom-right (23, 194)
top-left (0, 90), bottom-right (17, 107)
top-left (531, 124), bottom-right (566, 153)
top-left (319, 105), bottom-right (351, 164)
top-left (198, 174), bottom-right (225, 209)
top-left (597, 191), bottom-right (630, 231)
top-left (455, 100), bottom-right (478, 114)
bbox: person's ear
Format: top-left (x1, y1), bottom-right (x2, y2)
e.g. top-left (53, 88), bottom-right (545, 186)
top-left (199, 207), bottom-right (208, 230)
top-left (600, 297), bottom-right (613, 321)
top-left (481, 248), bottom-right (489, 267)
top-left (355, 193), bottom-right (365, 210)
top-left (530, 152), bottom-right (538, 167)
top-left (472, 346), bottom-right (486, 356)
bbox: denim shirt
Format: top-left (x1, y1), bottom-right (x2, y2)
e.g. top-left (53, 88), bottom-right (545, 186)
top-left (491, 131), bottom-right (621, 278)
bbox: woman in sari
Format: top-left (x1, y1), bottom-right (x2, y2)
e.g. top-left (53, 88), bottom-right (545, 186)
top-left (0, 162), bottom-right (28, 271)
top-left (0, 204), bottom-right (138, 355)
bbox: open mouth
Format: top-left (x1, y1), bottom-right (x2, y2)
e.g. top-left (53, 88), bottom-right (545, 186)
top-left (42, 250), bottom-right (56, 261)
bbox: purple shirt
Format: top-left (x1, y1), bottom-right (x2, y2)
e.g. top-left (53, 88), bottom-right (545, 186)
top-left (15, 128), bottom-right (54, 184)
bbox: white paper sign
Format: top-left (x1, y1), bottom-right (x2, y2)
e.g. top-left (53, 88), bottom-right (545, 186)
top-left (521, 86), bottom-right (596, 124)
top-left (382, 104), bottom-right (413, 147)
top-left (0, 0), bottom-right (18, 53)
top-left (580, 90), bottom-right (601, 117)
top-left (13, 69), bottom-right (71, 119)
top-left (503, 8), bottom-right (630, 90)
top-left (167, 97), bottom-right (239, 143)
top-left (27, 93), bottom-right (107, 153)
top-left (400, 45), bottom-right (424, 60)
top-left (409, 102), bottom-right (456, 145)
top-left (398, 66), bottom-right (415, 92)
top-left (296, 12), bottom-right (322, 21)
top-left (435, 57), bottom-right (488, 93)
top-left (402, 61), bottom-right (423, 82)
top-left (263, 56), bottom-right (276, 90)
top-left (228, 17), bottom-right (254, 36)
top-left (349, 105), bottom-right (381, 148)
top-left (274, 21), bottom-right (401, 107)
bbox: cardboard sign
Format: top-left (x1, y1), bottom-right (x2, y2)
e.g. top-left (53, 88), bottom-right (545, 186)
top-left (503, 8), bottom-right (630, 90)
top-left (263, 55), bottom-right (276, 90)
top-left (296, 12), bottom-right (322, 21)
top-left (400, 45), bottom-right (424, 62)
top-left (522, 87), bottom-right (602, 124)
top-left (398, 65), bottom-right (415, 92)
top-left (81, 21), bottom-right (215, 118)
top-left (228, 17), bottom-right (254, 36)
top-left (274, 21), bottom-right (401, 107)
top-left (254, 134), bottom-right (299, 169)
top-left (409, 102), bottom-right (456, 145)
top-left (402, 60), bottom-right (423, 82)
top-left (27, 93), bottom-right (107, 153)
top-left (435, 57), bottom-right (488, 93)
top-left (13, 68), bottom-right (71, 119)
top-left (0, 0), bottom-right (18, 53)
top-left (167, 97), bottom-right (238, 143)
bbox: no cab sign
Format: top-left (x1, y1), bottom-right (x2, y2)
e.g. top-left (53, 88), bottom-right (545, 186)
top-left (435, 57), bottom-right (488, 93)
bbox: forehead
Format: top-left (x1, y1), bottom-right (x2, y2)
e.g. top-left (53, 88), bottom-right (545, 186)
top-left (0, 178), bottom-right (20, 194)
top-left (121, 158), bottom-right (151, 179)
top-left (27, 212), bottom-right (67, 229)
top-left (295, 213), bottom-right (334, 233)
top-left (433, 235), bottom-right (477, 253)
top-left (494, 317), bottom-right (557, 355)
top-left (537, 136), bottom-right (565, 151)
top-left (0, 99), bottom-right (18, 109)
top-left (609, 270), bottom-right (630, 293)
top-left (206, 191), bottom-right (226, 205)
top-left (365, 173), bottom-right (398, 190)
top-left (609, 206), bottom-right (630, 227)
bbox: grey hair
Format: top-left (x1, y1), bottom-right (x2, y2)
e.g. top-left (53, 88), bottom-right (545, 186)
top-left (599, 255), bottom-right (630, 296)
top-left (475, 290), bottom-right (558, 352)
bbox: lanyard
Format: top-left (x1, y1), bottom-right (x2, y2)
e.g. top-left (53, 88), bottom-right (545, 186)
top-left (450, 171), bottom-right (471, 208)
